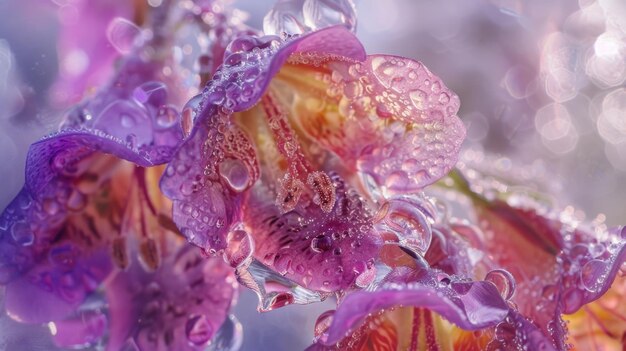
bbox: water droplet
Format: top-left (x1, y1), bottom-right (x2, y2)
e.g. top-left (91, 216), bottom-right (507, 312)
top-left (182, 94), bottom-right (202, 138)
top-left (437, 272), bottom-right (451, 286)
top-left (185, 315), bottom-right (214, 346)
top-left (302, 0), bottom-right (356, 32)
top-left (314, 310), bottom-right (335, 343)
top-left (580, 259), bottom-right (607, 292)
top-left (218, 159), bottom-right (250, 193)
top-left (106, 17), bottom-right (142, 54)
top-left (485, 269), bottom-right (516, 300)
top-left (120, 114), bottom-right (135, 128)
top-left (377, 197), bottom-right (432, 255)
top-left (438, 92), bottom-right (450, 104)
top-left (268, 292), bottom-right (294, 309)
top-left (43, 198), bottom-right (60, 215)
top-left (155, 105), bottom-right (179, 129)
top-left (11, 222), bottom-right (34, 246)
top-left (66, 189), bottom-right (87, 211)
top-left (224, 229), bottom-right (254, 268)
top-left (409, 89), bottom-right (428, 110)
top-left (263, 2), bottom-right (307, 36)
top-left (311, 234), bottom-right (332, 253)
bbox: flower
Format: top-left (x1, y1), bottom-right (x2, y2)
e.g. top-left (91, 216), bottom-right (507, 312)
top-left (437, 166), bottom-right (626, 349)
top-left (310, 267), bottom-right (510, 349)
top-left (0, 3), bottom-right (250, 350)
top-left (0, 1), bottom-right (189, 325)
top-left (160, 0), bottom-right (465, 304)
top-left (304, 194), bottom-right (519, 350)
top-left (103, 244), bottom-right (238, 351)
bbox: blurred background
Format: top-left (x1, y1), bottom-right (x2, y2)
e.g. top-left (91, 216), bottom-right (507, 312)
top-left (0, 0), bottom-right (625, 350)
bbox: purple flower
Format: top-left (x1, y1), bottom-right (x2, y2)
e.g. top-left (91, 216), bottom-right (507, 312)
top-left (103, 244), bottom-right (238, 351)
top-left (0, 4), bottom-right (185, 324)
top-left (160, 6), bottom-right (465, 301)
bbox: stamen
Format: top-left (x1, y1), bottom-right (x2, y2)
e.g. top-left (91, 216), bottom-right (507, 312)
top-left (139, 237), bottom-right (160, 271)
top-left (307, 171), bottom-right (335, 213)
top-left (111, 237), bottom-right (129, 269)
top-left (261, 91), bottom-right (336, 213)
top-left (409, 307), bottom-right (421, 351)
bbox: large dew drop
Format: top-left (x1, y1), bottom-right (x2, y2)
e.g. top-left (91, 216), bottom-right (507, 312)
top-left (375, 197), bottom-right (432, 256)
top-left (313, 310), bottom-right (335, 343)
top-left (218, 159), bottom-right (250, 193)
top-left (302, 0), bottom-right (357, 32)
top-left (580, 259), bottom-right (608, 292)
top-left (262, 1), bottom-right (307, 36)
top-left (485, 269), bottom-right (516, 300)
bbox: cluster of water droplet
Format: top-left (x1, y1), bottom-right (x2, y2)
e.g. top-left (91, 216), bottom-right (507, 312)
top-left (322, 55), bottom-right (465, 195)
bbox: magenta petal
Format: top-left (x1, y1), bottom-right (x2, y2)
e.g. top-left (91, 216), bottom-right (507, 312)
top-left (324, 267), bottom-right (509, 345)
top-left (331, 55), bottom-right (466, 192)
top-left (244, 174), bottom-right (382, 292)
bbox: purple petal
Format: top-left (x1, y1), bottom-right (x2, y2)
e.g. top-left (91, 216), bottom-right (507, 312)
top-left (324, 267), bottom-right (509, 345)
top-left (160, 106), bottom-right (259, 252)
top-left (197, 25), bottom-right (365, 115)
top-left (51, 310), bottom-right (108, 348)
top-left (4, 245), bottom-right (111, 324)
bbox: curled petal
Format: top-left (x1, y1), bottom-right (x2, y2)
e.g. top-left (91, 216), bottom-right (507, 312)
top-left (199, 25), bottom-right (365, 114)
top-left (324, 267), bottom-right (509, 345)
top-left (446, 169), bottom-right (626, 349)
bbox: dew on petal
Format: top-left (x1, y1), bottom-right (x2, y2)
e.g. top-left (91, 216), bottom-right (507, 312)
top-left (580, 259), bottom-right (608, 292)
top-left (485, 269), bottom-right (516, 300)
top-left (375, 197), bottom-right (432, 255)
top-left (314, 310), bottom-right (335, 343)
top-left (218, 158), bottom-right (250, 193)
top-left (10, 221), bottom-right (34, 246)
